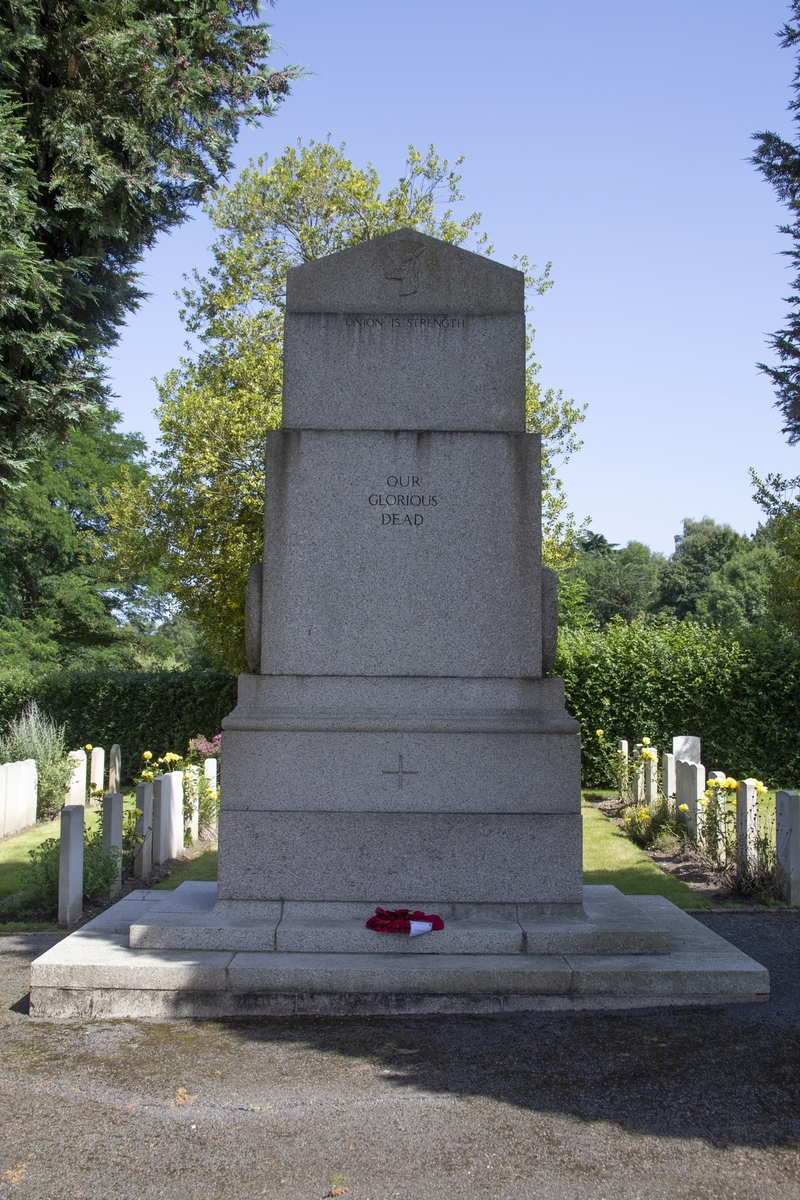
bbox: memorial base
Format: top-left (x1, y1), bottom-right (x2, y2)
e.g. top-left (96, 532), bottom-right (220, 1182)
top-left (29, 885), bottom-right (769, 1020)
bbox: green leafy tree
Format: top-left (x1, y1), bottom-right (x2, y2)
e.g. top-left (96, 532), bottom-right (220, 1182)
top-left (655, 518), bottom-right (750, 619)
top-left (0, 0), bottom-right (297, 486)
top-left (0, 407), bottom-right (185, 679)
top-left (752, 1), bottom-right (800, 442)
top-left (751, 471), bottom-right (800, 634)
top-left (572, 535), bottom-right (665, 626)
top-left (105, 140), bottom-right (586, 670)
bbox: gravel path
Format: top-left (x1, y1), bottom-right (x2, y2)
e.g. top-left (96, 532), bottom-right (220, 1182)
top-left (0, 912), bottom-right (798, 1200)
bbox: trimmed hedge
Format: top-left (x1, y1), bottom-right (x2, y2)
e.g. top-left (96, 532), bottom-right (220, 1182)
top-left (558, 617), bottom-right (800, 789)
top-left (0, 669), bottom-right (238, 785)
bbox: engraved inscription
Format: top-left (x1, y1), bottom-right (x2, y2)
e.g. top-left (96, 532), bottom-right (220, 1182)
top-left (368, 475), bottom-right (438, 527)
top-left (382, 753), bottom-right (419, 788)
top-left (344, 315), bottom-right (466, 330)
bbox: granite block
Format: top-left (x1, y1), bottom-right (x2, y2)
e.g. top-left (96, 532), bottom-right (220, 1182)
top-left (226, 952), bottom-right (572, 995)
top-left (283, 311), bottom-right (524, 432)
top-left (260, 430), bottom-right (542, 678)
top-left (224, 672), bottom-right (579, 734)
top-left (276, 901), bottom-right (524, 955)
top-left (565, 951), bottom-right (769, 998)
top-left (29, 935), bottom-right (233, 991)
top-left (220, 729), bottom-right (580, 814)
top-left (217, 810), bottom-right (583, 904)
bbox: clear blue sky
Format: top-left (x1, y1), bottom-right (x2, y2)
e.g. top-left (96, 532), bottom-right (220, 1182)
top-left (107, 0), bottom-right (800, 556)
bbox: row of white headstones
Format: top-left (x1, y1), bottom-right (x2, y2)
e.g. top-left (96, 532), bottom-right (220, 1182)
top-left (619, 735), bottom-right (800, 904)
top-left (56, 746), bottom-right (217, 929)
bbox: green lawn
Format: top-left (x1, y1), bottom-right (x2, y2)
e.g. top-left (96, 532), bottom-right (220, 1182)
top-left (0, 806), bottom-right (101, 901)
top-left (581, 796), bottom-right (708, 909)
top-left (152, 848), bottom-right (218, 889)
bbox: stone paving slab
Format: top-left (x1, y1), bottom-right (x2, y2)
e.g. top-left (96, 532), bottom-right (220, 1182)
top-left (127, 882), bottom-right (672, 955)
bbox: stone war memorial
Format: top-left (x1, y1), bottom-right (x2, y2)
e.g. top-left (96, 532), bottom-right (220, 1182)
top-left (30, 230), bottom-right (768, 1018)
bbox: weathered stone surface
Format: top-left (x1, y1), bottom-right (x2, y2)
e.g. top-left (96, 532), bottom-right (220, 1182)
top-left (218, 811), bottom-right (583, 905)
top-left (101, 792), bottom-right (124, 897)
top-left (286, 229), bottom-right (523, 316)
top-left (777, 790), bottom-right (800, 905)
top-left (244, 562), bottom-right (262, 672)
top-left (282, 230), bottom-right (525, 434)
top-left (221, 728), bottom-right (580, 815)
top-left (133, 782), bottom-right (153, 879)
top-left (258, 430), bottom-right (542, 679)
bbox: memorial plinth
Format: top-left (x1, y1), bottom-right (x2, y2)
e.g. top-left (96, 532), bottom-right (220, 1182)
top-left (30, 231), bottom-right (769, 1018)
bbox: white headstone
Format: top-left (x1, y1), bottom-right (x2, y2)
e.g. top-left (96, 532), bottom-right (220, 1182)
top-left (675, 759), bottom-right (706, 838)
top-left (644, 748), bottom-right (658, 806)
top-left (705, 771), bottom-right (728, 857)
top-left (661, 752), bottom-right (676, 802)
top-left (0, 759), bottom-right (37, 838)
top-left (58, 804), bottom-right (84, 928)
top-left (777, 790), bottom-right (800, 905)
top-left (66, 750), bottom-right (87, 806)
top-left (108, 744), bottom-right (121, 793)
top-left (672, 736), bottom-right (701, 765)
top-left (736, 780), bottom-right (758, 872)
top-left (203, 757), bottom-right (218, 792)
top-left (134, 781), bottom-right (153, 879)
top-left (185, 765), bottom-right (200, 844)
top-left (152, 772), bottom-right (183, 864)
top-left (89, 746), bottom-right (105, 799)
top-left (102, 792), bottom-right (124, 897)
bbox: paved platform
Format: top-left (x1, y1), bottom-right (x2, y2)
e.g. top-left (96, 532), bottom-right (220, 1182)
top-left (28, 885), bottom-right (769, 1019)
top-left (126, 881), bottom-right (672, 954)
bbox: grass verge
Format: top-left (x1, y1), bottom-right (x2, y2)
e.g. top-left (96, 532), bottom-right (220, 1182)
top-left (582, 796), bottom-right (709, 909)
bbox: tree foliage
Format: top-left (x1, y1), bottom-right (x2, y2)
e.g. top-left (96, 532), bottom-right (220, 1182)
top-left (0, 0), bottom-right (297, 486)
top-left (104, 140), bottom-right (586, 670)
top-left (562, 517), bottom-right (776, 636)
top-left (557, 616), bottom-right (800, 788)
top-left (752, 1), bottom-right (800, 443)
top-left (0, 407), bottom-right (197, 680)
top-left (751, 471), bottom-right (800, 635)
top-left (572, 536), bottom-right (665, 626)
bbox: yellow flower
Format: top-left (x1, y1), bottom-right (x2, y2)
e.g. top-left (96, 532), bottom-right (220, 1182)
top-left (755, 781), bottom-right (768, 794)
top-left (143, 751), bottom-right (153, 762)
top-left (84, 743), bottom-right (93, 752)
top-left (700, 798), bottom-right (708, 807)
top-left (596, 729), bottom-right (604, 737)
top-left (163, 751), bottom-right (181, 764)
top-left (642, 737), bottom-right (651, 746)
top-left (724, 777), bottom-right (738, 790)
top-left (678, 803), bottom-right (689, 812)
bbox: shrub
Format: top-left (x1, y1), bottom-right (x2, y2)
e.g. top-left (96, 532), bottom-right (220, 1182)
top-left (4, 829), bottom-right (118, 921)
top-left (556, 616), bottom-right (800, 788)
top-left (0, 668), bottom-right (236, 785)
top-left (0, 700), bottom-right (71, 819)
top-left (621, 799), bottom-right (684, 849)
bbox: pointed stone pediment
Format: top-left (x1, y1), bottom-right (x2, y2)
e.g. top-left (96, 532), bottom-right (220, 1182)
top-left (286, 228), bottom-right (523, 315)
top-left (282, 229), bottom-right (526, 430)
